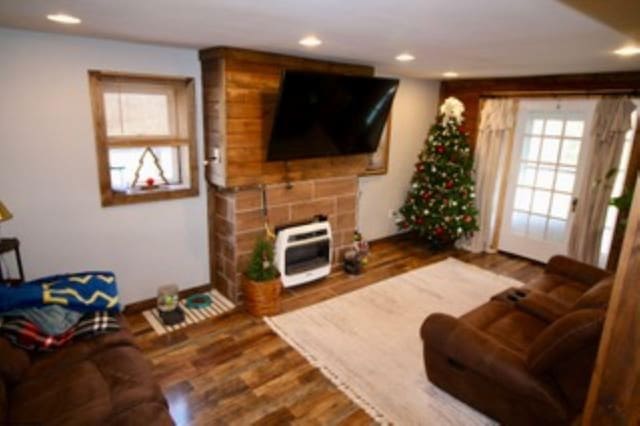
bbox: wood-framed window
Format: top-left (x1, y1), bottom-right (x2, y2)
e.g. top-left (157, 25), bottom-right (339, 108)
top-left (88, 71), bottom-right (199, 206)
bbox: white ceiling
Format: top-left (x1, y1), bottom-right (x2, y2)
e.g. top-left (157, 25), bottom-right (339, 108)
top-left (0, 0), bottom-right (639, 78)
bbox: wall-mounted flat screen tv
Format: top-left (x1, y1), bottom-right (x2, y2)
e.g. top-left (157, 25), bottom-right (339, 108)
top-left (266, 71), bottom-right (399, 162)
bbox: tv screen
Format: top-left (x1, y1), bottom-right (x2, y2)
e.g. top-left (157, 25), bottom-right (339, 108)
top-left (266, 71), bottom-right (399, 162)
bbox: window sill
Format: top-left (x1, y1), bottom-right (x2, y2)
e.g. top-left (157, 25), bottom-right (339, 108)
top-left (101, 184), bottom-right (199, 207)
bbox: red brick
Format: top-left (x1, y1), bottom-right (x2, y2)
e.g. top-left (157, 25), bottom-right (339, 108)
top-left (337, 212), bottom-right (356, 230)
top-left (215, 217), bottom-right (234, 237)
top-left (236, 229), bottom-right (265, 254)
top-left (235, 189), bottom-right (262, 211)
top-left (314, 177), bottom-right (357, 198)
top-left (214, 193), bottom-right (232, 219)
top-left (224, 259), bottom-right (236, 281)
top-left (237, 252), bottom-right (253, 275)
top-left (337, 195), bottom-right (356, 213)
top-left (236, 209), bottom-right (264, 231)
top-left (290, 198), bottom-right (336, 222)
top-left (266, 181), bottom-right (313, 205)
top-left (267, 205), bottom-right (290, 228)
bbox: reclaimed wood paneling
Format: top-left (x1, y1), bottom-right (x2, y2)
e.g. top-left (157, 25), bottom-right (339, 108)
top-left (199, 47), bottom-right (374, 188)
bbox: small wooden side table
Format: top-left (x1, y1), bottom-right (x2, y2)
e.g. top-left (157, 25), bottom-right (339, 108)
top-left (0, 238), bottom-right (25, 284)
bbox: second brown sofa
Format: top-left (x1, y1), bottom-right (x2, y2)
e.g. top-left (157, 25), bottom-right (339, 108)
top-left (421, 255), bottom-right (612, 425)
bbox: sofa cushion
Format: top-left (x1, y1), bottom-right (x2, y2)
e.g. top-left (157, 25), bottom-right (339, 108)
top-left (9, 360), bottom-right (112, 425)
top-left (25, 327), bottom-right (135, 380)
top-left (525, 274), bottom-right (590, 307)
top-left (527, 309), bottom-right (605, 374)
top-left (91, 345), bottom-right (167, 415)
top-left (571, 277), bottom-right (614, 311)
top-left (0, 337), bottom-right (30, 384)
top-left (9, 344), bottom-right (165, 424)
top-left (461, 300), bottom-right (548, 354)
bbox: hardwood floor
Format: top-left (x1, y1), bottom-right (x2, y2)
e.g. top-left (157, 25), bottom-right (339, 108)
top-left (125, 234), bottom-right (545, 425)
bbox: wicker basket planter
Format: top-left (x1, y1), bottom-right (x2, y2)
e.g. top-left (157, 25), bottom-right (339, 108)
top-left (243, 276), bottom-right (282, 317)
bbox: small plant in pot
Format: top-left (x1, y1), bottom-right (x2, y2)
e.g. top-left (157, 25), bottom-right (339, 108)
top-left (243, 237), bottom-right (282, 317)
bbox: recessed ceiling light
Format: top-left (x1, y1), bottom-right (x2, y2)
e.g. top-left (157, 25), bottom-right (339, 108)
top-left (47, 13), bottom-right (81, 24)
top-left (443, 71), bottom-right (459, 78)
top-left (395, 53), bottom-right (415, 62)
top-left (614, 45), bottom-right (640, 57)
top-left (299, 36), bottom-right (322, 48)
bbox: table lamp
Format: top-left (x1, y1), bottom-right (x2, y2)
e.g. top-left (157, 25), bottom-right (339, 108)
top-left (0, 201), bottom-right (12, 224)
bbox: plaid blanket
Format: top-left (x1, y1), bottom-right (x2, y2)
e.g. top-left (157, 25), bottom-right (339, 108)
top-left (0, 311), bottom-right (120, 351)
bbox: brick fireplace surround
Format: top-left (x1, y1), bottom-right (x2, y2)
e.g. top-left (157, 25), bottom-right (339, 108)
top-left (213, 176), bottom-right (358, 302)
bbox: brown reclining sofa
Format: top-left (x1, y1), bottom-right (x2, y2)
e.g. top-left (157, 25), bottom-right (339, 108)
top-left (0, 316), bottom-right (174, 425)
top-left (421, 255), bottom-right (613, 425)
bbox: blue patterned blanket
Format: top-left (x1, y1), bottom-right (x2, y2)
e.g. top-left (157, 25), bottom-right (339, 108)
top-left (0, 272), bottom-right (121, 313)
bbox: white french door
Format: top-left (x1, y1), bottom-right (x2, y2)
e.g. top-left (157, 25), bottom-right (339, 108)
top-left (499, 99), bottom-right (596, 262)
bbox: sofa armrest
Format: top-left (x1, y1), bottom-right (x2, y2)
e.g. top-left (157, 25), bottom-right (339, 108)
top-left (491, 288), bottom-right (570, 323)
top-left (546, 255), bottom-right (611, 286)
top-left (421, 313), bottom-right (569, 419)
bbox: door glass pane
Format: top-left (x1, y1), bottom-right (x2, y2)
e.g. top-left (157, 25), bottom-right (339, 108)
top-left (550, 193), bottom-right (571, 219)
top-left (564, 120), bottom-right (584, 138)
top-left (518, 164), bottom-right (536, 186)
top-left (535, 166), bottom-right (555, 189)
top-left (522, 137), bottom-right (541, 161)
top-left (531, 119), bottom-right (544, 135)
top-left (540, 138), bottom-right (560, 162)
top-left (545, 119), bottom-right (563, 136)
top-left (560, 138), bottom-right (581, 165)
top-left (514, 187), bottom-right (532, 210)
top-left (528, 215), bottom-right (547, 239)
top-left (555, 167), bottom-right (576, 192)
top-left (531, 190), bottom-right (551, 215)
top-left (547, 219), bottom-right (567, 242)
top-left (511, 211), bottom-right (528, 235)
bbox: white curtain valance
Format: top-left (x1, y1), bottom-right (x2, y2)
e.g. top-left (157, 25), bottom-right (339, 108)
top-left (478, 99), bottom-right (518, 131)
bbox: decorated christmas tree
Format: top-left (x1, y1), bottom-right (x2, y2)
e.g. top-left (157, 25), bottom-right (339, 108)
top-left (398, 97), bottom-right (479, 248)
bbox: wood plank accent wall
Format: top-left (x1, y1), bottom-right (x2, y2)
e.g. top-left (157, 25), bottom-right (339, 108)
top-left (200, 47), bottom-right (374, 188)
top-left (440, 71), bottom-right (640, 150)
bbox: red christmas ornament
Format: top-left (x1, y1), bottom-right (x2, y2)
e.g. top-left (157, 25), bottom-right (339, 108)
top-left (445, 180), bottom-right (454, 189)
top-left (422, 191), bottom-right (431, 200)
top-left (434, 226), bottom-right (444, 235)
top-left (416, 217), bottom-right (424, 225)
top-left (145, 177), bottom-right (155, 187)
top-left (464, 215), bottom-right (472, 223)
top-left (436, 146), bottom-right (445, 154)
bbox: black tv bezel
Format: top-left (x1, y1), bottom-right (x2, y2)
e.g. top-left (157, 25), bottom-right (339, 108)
top-left (265, 71), bottom-right (399, 162)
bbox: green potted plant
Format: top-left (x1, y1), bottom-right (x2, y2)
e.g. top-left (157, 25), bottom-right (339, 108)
top-left (243, 237), bottom-right (282, 316)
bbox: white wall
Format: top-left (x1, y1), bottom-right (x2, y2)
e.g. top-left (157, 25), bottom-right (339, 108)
top-left (0, 28), bottom-right (209, 305)
top-left (358, 78), bottom-right (440, 240)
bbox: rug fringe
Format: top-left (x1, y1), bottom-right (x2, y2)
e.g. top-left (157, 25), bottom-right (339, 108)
top-left (264, 317), bottom-right (391, 425)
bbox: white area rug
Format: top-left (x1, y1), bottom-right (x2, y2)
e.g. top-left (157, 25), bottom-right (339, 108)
top-left (265, 258), bottom-right (523, 425)
top-left (143, 290), bottom-right (235, 335)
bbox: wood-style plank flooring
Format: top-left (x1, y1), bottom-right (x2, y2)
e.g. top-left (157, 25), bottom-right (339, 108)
top-left (126, 234), bottom-right (544, 425)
